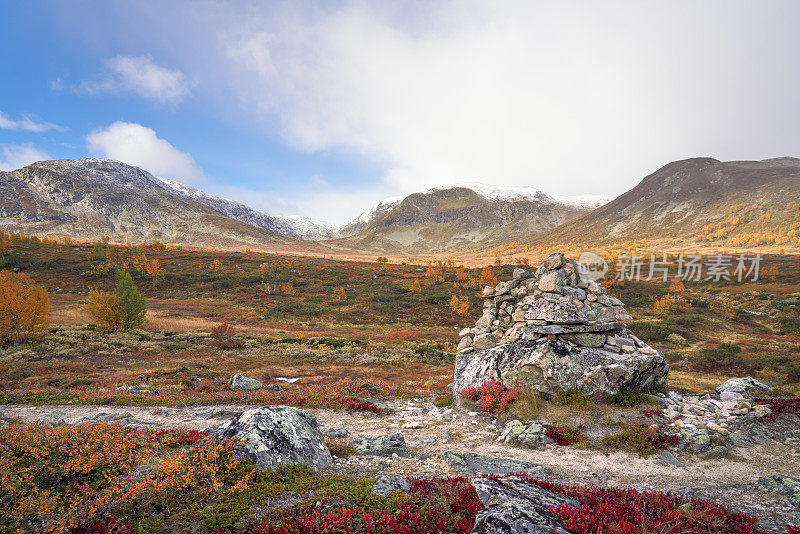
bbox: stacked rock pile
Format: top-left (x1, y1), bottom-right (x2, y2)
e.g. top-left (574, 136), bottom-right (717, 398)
top-left (454, 253), bottom-right (669, 398)
top-left (660, 390), bottom-right (771, 453)
top-left (457, 252), bottom-right (653, 355)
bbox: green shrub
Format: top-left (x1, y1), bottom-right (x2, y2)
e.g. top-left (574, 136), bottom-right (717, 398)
top-left (693, 342), bottom-right (746, 372)
top-left (601, 425), bottom-right (680, 456)
top-left (556, 389), bottom-right (592, 407)
top-left (115, 269), bottom-right (146, 329)
top-left (665, 313), bottom-right (704, 328)
top-left (605, 390), bottom-right (652, 407)
top-left (626, 322), bottom-right (671, 343)
top-left (779, 317), bottom-right (800, 335)
top-left (267, 301), bottom-right (327, 317)
top-left (433, 393), bottom-right (453, 408)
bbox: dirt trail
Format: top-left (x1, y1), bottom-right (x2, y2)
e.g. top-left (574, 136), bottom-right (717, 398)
top-left (3, 398), bottom-right (799, 529)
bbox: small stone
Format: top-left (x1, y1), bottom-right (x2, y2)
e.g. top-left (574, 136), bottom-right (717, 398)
top-left (228, 372), bottom-right (262, 391)
top-left (325, 428), bottom-right (350, 438)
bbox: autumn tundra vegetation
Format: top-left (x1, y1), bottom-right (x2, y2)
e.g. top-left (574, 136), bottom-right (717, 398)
top-left (1, 232), bottom-right (800, 532)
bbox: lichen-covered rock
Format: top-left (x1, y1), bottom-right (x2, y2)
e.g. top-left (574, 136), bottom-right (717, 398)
top-left (218, 406), bottom-right (332, 471)
top-left (444, 451), bottom-right (546, 476)
top-left (471, 476), bottom-right (575, 533)
top-left (228, 372), bottom-right (263, 390)
top-left (455, 336), bottom-right (668, 400)
top-left (497, 420), bottom-right (552, 448)
top-left (758, 475), bottom-right (800, 509)
top-left (716, 377), bottom-right (772, 396)
top-left (349, 431), bottom-right (409, 457)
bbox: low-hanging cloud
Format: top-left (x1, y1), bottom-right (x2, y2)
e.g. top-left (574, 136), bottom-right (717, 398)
top-left (69, 55), bottom-right (191, 105)
top-left (220, 1), bottom-right (800, 199)
top-left (0, 144), bottom-right (51, 171)
top-left (86, 121), bottom-right (205, 182)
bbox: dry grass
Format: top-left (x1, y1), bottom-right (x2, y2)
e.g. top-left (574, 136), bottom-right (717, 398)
top-left (506, 390), bottom-right (543, 420)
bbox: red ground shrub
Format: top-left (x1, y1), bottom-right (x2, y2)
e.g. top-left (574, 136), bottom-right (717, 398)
top-left (754, 397), bottom-right (800, 423)
top-left (345, 398), bottom-right (384, 414)
top-left (543, 424), bottom-right (584, 446)
top-left (254, 477), bottom-right (482, 534)
top-left (459, 380), bottom-right (520, 415)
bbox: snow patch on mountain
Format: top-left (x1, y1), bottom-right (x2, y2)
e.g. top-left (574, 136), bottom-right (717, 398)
top-left (155, 177), bottom-right (338, 240)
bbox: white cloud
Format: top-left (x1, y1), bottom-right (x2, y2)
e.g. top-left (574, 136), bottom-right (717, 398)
top-left (0, 144), bottom-right (51, 171)
top-left (206, 173), bottom-right (396, 226)
top-left (218, 1), bottom-right (800, 199)
top-left (0, 110), bottom-right (64, 132)
top-left (86, 121), bottom-right (205, 182)
top-left (74, 55), bottom-right (191, 105)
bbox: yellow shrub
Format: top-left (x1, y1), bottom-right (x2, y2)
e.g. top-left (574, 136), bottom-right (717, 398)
top-left (85, 289), bottom-right (122, 330)
top-left (0, 270), bottom-right (50, 342)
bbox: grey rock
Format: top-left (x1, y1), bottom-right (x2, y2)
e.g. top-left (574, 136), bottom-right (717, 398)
top-left (455, 336), bottom-right (668, 400)
top-left (350, 431), bottom-right (409, 457)
top-left (471, 476), bottom-right (575, 534)
top-left (370, 475), bottom-right (411, 496)
top-left (444, 451), bottom-right (546, 477)
top-left (560, 332), bottom-right (606, 348)
top-left (228, 372), bottom-right (263, 390)
top-left (498, 420), bottom-right (551, 448)
top-left (655, 450), bottom-right (684, 467)
top-left (690, 431), bottom-right (711, 453)
top-left (218, 406), bottom-right (333, 471)
top-left (47, 410), bottom-right (67, 420)
top-left (324, 428), bottom-right (350, 439)
top-left (92, 411), bottom-right (133, 421)
top-left (524, 299), bottom-right (587, 324)
top-left (697, 445), bottom-right (728, 460)
top-left (758, 475), bottom-right (800, 509)
top-left (513, 268), bottom-right (529, 280)
top-left (716, 377), bottom-right (772, 396)
top-left (473, 332), bottom-right (499, 351)
top-left (197, 407), bottom-right (244, 420)
top-left (543, 253), bottom-right (565, 271)
top-left (537, 272), bottom-right (562, 293)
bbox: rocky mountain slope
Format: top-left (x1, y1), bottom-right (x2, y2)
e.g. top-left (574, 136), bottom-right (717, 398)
top-left (514, 157), bottom-right (800, 253)
top-left (0, 159), bottom-right (316, 250)
top-left (156, 177), bottom-right (337, 240)
top-left (332, 185), bottom-right (609, 254)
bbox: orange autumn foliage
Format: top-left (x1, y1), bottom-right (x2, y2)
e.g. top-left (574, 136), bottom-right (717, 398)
top-left (0, 422), bottom-right (240, 534)
top-left (85, 289), bottom-right (122, 330)
top-left (0, 270), bottom-right (50, 342)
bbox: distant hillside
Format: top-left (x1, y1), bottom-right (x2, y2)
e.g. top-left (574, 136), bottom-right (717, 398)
top-left (330, 184), bottom-right (609, 254)
top-left (0, 159), bottom-right (327, 251)
top-left (495, 157), bottom-right (800, 257)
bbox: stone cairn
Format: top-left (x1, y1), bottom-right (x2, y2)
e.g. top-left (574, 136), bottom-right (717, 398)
top-left (454, 253), bottom-right (669, 399)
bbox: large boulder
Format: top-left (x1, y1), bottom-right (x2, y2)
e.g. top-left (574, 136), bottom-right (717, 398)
top-left (218, 406), bottom-right (333, 471)
top-left (471, 476), bottom-right (576, 533)
top-left (455, 335), bottom-right (668, 399)
top-left (455, 252), bottom-right (668, 400)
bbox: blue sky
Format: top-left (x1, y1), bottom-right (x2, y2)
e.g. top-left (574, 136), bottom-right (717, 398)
top-left (2, 1), bottom-right (800, 224)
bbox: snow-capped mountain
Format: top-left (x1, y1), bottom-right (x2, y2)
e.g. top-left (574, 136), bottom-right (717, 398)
top-left (156, 177), bottom-right (338, 241)
top-left (0, 159), bottom-right (326, 250)
top-left (339, 184), bottom-right (610, 240)
top-left (333, 183), bottom-right (611, 252)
